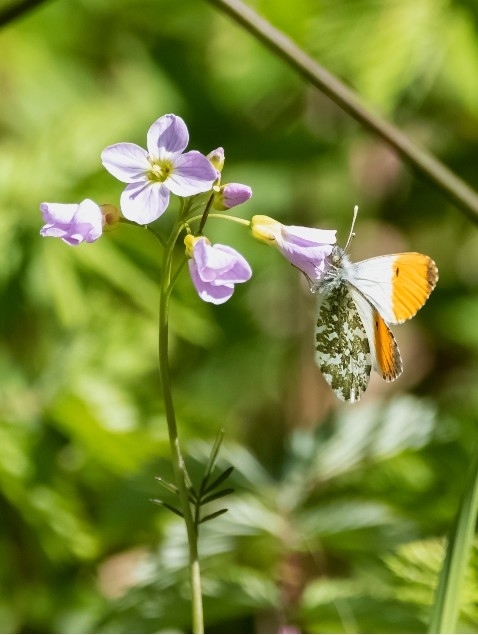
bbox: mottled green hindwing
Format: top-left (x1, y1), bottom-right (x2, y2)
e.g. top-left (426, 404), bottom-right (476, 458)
top-left (315, 285), bottom-right (372, 403)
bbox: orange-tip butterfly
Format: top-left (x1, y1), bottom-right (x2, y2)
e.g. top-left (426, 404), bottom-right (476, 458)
top-left (312, 207), bottom-right (438, 403)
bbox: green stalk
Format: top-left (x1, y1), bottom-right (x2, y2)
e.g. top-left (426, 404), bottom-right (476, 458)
top-left (204, 0), bottom-right (478, 225)
top-left (429, 444), bottom-right (478, 633)
top-left (158, 222), bottom-right (204, 634)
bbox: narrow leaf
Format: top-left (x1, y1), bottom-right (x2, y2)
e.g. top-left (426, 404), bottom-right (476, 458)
top-left (202, 428), bottom-right (225, 489)
top-left (200, 488), bottom-right (235, 506)
top-left (155, 476), bottom-right (179, 495)
top-left (199, 508), bottom-right (228, 524)
top-left (151, 498), bottom-right (184, 518)
top-left (203, 466), bottom-right (234, 495)
top-left (429, 443), bottom-right (478, 633)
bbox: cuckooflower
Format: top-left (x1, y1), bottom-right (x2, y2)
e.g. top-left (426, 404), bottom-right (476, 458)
top-left (185, 235), bottom-right (252, 305)
top-left (251, 215), bottom-right (336, 279)
top-left (212, 183), bottom-right (252, 211)
top-left (40, 199), bottom-right (109, 245)
top-left (101, 114), bottom-right (217, 224)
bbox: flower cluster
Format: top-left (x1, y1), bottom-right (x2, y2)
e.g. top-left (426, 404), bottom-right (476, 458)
top-left (39, 113), bottom-right (336, 304)
top-left (101, 114), bottom-right (217, 224)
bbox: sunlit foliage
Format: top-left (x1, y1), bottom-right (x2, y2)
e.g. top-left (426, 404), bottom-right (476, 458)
top-left (1, 0), bottom-right (478, 632)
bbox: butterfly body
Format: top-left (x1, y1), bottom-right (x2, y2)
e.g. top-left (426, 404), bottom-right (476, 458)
top-left (313, 245), bottom-right (438, 403)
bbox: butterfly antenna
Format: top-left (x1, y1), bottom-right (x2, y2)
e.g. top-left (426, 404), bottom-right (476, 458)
top-left (344, 205), bottom-right (359, 252)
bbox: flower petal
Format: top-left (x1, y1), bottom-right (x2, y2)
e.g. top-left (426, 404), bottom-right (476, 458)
top-left (167, 151), bottom-right (217, 196)
top-left (280, 225), bottom-right (337, 248)
top-left (40, 202), bottom-right (78, 225)
top-left (101, 143), bottom-right (150, 183)
top-left (120, 181), bottom-right (170, 224)
top-left (39, 199), bottom-right (103, 245)
top-left (277, 241), bottom-right (334, 280)
top-left (74, 199), bottom-right (104, 242)
top-left (147, 114), bottom-right (189, 159)
top-left (189, 260), bottom-right (235, 305)
top-left (205, 244), bottom-right (252, 282)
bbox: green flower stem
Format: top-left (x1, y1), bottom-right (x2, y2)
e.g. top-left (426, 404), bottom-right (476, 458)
top-left (198, 192), bottom-right (215, 235)
top-left (119, 218), bottom-right (166, 247)
top-left (204, 0), bottom-right (478, 225)
top-left (429, 443), bottom-right (478, 633)
top-left (188, 212), bottom-right (251, 227)
top-left (158, 222), bottom-right (204, 634)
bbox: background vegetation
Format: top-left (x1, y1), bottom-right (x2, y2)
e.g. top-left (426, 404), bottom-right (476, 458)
top-left (1, 0), bottom-right (478, 632)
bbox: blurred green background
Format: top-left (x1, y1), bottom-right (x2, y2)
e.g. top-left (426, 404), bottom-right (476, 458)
top-left (1, 0), bottom-right (478, 632)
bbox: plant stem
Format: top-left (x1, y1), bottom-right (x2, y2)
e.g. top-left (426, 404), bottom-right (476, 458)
top-left (188, 212), bottom-right (251, 227)
top-left (429, 442), bottom-right (478, 633)
top-left (158, 222), bottom-right (204, 634)
top-left (204, 0), bottom-right (478, 225)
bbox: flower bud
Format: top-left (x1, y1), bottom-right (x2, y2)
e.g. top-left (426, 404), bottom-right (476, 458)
top-left (207, 147), bottom-right (225, 173)
top-left (212, 183), bottom-right (252, 211)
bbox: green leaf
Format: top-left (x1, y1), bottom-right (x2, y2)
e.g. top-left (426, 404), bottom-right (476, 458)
top-left (154, 476), bottom-right (179, 495)
top-left (203, 466), bottom-right (234, 495)
top-left (201, 428), bottom-right (225, 491)
top-left (151, 499), bottom-right (184, 519)
top-left (200, 487), bottom-right (235, 506)
top-left (199, 508), bottom-right (229, 524)
top-left (429, 444), bottom-right (478, 633)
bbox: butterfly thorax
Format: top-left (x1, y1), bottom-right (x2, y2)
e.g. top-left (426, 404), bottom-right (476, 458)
top-left (312, 245), bottom-right (355, 295)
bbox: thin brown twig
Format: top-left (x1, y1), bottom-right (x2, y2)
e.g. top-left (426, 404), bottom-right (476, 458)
top-left (204, 0), bottom-right (478, 224)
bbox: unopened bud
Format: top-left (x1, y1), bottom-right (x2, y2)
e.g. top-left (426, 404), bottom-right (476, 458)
top-left (212, 183), bottom-right (252, 211)
top-left (207, 147), bottom-right (225, 173)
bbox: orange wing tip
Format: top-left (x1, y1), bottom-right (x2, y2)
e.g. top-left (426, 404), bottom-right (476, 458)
top-left (392, 253), bottom-right (438, 323)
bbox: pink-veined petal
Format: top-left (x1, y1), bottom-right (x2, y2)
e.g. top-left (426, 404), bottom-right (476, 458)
top-left (40, 202), bottom-right (78, 225)
top-left (276, 241), bottom-right (334, 280)
top-left (40, 225), bottom-right (83, 245)
top-left (120, 181), bottom-right (170, 224)
top-left (101, 143), bottom-right (150, 183)
top-left (74, 199), bottom-right (104, 241)
top-left (167, 151), bottom-right (217, 196)
top-left (147, 114), bottom-right (189, 159)
top-left (280, 225), bottom-right (337, 247)
top-left (40, 199), bottom-right (103, 246)
top-left (197, 242), bottom-right (252, 283)
top-left (188, 260), bottom-right (235, 305)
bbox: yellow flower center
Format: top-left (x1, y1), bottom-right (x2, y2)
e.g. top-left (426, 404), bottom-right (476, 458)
top-left (148, 158), bottom-right (174, 183)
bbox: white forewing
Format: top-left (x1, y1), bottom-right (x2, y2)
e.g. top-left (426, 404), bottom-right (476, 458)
top-left (347, 255), bottom-right (397, 323)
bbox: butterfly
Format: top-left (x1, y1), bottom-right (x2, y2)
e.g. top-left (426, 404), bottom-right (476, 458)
top-left (312, 208), bottom-right (438, 403)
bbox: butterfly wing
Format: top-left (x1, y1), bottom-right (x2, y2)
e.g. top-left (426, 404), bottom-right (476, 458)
top-left (315, 284), bottom-right (372, 403)
top-left (351, 253), bottom-right (438, 324)
top-left (349, 287), bottom-right (403, 382)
